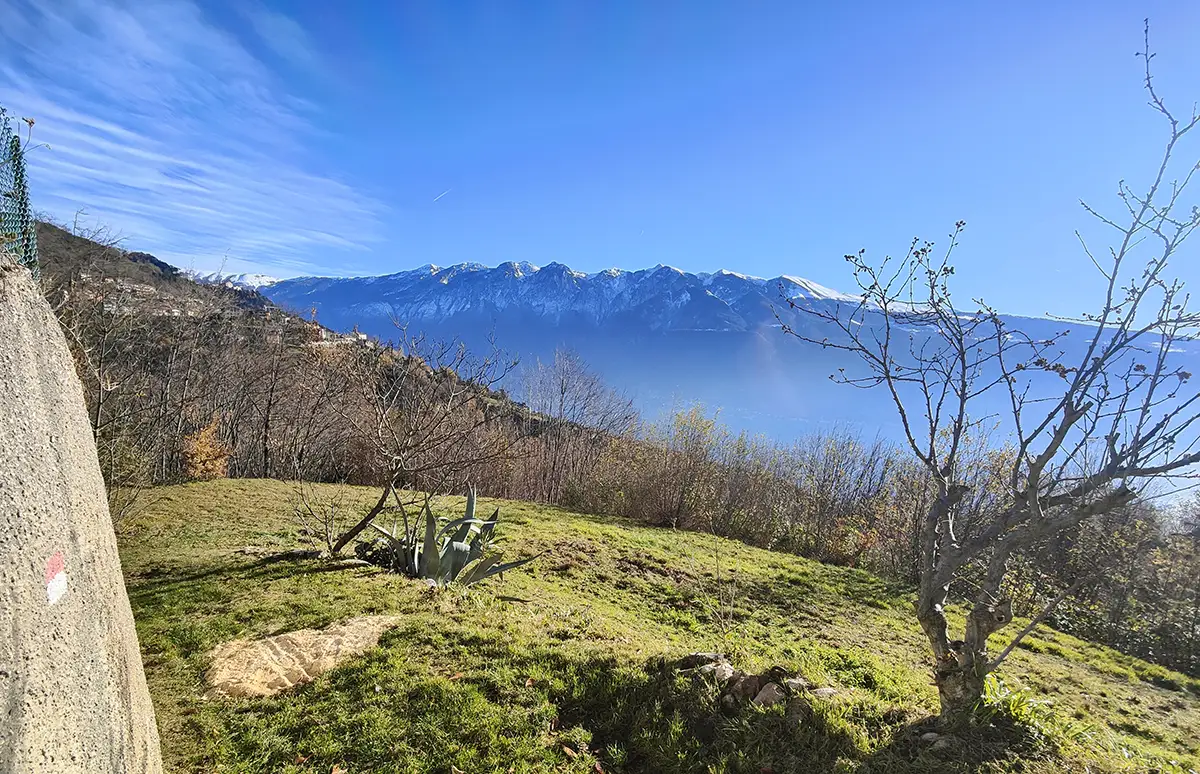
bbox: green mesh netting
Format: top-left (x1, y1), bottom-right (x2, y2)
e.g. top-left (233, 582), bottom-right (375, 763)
top-left (1, 107), bottom-right (38, 279)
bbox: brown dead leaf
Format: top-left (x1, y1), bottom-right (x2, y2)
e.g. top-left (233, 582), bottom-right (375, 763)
top-left (524, 677), bottom-right (536, 687)
top-left (451, 767), bottom-right (465, 774)
top-left (331, 766), bottom-right (347, 774)
top-left (448, 672), bottom-right (465, 681)
top-left (294, 754), bottom-right (310, 764)
top-left (562, 745), bottom-right (578, 759)
top-left (594, 763), bottom-right (605, 773)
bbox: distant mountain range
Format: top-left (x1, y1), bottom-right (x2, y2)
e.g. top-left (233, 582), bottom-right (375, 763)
top-left (259, 261), bottom-right (859, 333)
top-left (242, 261), bottom-right (1200, 442)
top-left (184, 270), bottom-right (280, 289)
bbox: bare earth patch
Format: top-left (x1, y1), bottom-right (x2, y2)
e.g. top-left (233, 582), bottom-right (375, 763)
top-left (205, 615), bottom-right (403, 698)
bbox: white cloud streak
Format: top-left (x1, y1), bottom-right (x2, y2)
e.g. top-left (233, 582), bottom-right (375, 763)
top-left (0, 0), bottom-right (385, 276)
top-left (240, 2), bottom-right (321, 71)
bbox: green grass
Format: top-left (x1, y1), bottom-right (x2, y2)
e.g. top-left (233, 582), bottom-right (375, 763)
top-left (119, 480), bottom-right (1200, 773)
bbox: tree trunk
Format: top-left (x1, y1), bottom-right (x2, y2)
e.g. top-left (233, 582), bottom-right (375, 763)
top-left (934, 656), bottom-right (988, 721)
top-left (330, 482), bottom-right (393, 555)
top-left (914, 484), bottom-right (994, 723)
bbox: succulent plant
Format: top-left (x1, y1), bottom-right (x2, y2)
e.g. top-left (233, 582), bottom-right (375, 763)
top-left (364, 486), bottom-right (538, 587)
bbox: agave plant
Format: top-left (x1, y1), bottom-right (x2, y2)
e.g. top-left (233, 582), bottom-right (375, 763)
top-left (364, 487), bottom-right (538, 587)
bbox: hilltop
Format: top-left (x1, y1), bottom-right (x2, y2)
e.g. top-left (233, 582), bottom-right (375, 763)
top-left (121, 480), bottom-right (1199, 774)
top-left (36, 221), bottom-right (273, 315)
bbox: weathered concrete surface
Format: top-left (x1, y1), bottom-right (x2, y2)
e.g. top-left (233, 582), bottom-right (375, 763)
top-left (0, 258), bottom-right (163, 773)
top-left (205, 616), bottom-right (404, 698)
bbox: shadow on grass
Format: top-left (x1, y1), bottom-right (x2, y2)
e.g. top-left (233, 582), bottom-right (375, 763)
top-left (854, 717), bottom-right (1050, 774)
top-left (127, 557), bottom-right (1059, 773)
top-left (128, 554), bottom-right (376, 605)
top-left (194, 635), bottom-right (1055, 774)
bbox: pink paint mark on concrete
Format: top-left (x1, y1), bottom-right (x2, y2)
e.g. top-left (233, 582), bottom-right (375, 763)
top-left (45, 551), bottom-right (68, 605)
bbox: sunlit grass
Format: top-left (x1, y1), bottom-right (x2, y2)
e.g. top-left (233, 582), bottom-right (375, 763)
top-left (119, 479), bottom-right (1200, 773)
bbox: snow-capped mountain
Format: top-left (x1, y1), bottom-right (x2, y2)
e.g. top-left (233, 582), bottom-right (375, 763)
top-left (185, 270), bottom-right (280, 290)
top-left (262, 261), bottom-right (857, 335)
top-left (257, 260), bottom-right (1200, 442)
top-left (257, 261), bottom-right (891, 438)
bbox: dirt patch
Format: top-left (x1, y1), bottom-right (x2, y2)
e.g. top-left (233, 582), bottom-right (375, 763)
top-left (546, 539), bottom-right (602, 574)
top-left (616, 554), bottom-right (695, 584)
top-left (204, 616), bottom-right (403, 698)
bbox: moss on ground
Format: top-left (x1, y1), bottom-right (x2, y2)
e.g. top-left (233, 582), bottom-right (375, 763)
top-left (119, 480), bottom-right (1200, 773)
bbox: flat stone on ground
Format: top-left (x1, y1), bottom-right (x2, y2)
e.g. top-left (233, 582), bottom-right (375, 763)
top-left (205, 615), bottom-right (403, 698)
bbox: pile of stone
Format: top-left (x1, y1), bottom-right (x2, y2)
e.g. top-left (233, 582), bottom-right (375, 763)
top-left (677, 652), bottom-right (839, 713)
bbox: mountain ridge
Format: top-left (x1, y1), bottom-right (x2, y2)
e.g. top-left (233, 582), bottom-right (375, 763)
top-left (261, 259), bottom-right (860, 335)
top-left (238, 256), bottom-right (1200, 441)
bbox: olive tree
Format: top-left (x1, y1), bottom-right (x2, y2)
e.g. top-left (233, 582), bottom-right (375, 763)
top-left (783, 25), bottom-right (1200, 720)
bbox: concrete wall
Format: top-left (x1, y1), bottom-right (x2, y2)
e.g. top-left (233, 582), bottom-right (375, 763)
top-left (0, 256), bottom-right (162, 773)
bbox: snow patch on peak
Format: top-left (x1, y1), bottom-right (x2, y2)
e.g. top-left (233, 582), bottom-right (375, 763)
top-left (497, 260), bottom-right (540, 277)
top-left (185, 270), bottom-right (279, 289)
top-left (780, 275), bottom-right (859, 302)
top-left (700, 268), bottom-right (768, 286)
top-left (540, 262), bottom-right (588, 279)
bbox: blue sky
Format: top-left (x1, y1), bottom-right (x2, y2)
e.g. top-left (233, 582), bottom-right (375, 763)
top-left (2, 1), bottom-right (1199, 318)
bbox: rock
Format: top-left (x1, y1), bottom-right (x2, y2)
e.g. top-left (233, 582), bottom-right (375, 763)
top-left (809, 687), bottom-right (838, 700)
top-left (752, 682), bottom-right (787, 707)
top-left (762, 665), bottom-right (791, 682)
top-left (920, 731), bottom-right (941, 743)
top-left (783, 677), bottom-right (812, 693)
top-left (696, 661), bottom-right (736, 683)
top-left (679, 652), bottom-right (726, 669)
top-left (727, 673), bottom-right (762, 702)
top-left (204, 615), bottom-right (404, 698)
top-left (786, 697), bottom-right (814, 722)
top-left (1, 254), bottom-right (163, 771)
top-left (931, 737), bottom-right (956, 752)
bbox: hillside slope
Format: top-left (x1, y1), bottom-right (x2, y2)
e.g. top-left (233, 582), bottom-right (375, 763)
top-left (120, 481), bottom-right (1199, 774)
top-left (37, 221), bottom-right (271, 314)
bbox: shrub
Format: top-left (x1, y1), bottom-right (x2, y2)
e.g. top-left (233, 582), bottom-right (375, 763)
top-left (182, 417), bottom-right (230, 481)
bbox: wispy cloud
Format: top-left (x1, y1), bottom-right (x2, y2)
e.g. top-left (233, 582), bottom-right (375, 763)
top-left (239, 2), bottom-right (321, 71)
top-left (0, 0), bottom-right (385, 277)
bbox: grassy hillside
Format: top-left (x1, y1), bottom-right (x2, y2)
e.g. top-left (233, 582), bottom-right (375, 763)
top-left (119, 480), bottom-right (1200, 773)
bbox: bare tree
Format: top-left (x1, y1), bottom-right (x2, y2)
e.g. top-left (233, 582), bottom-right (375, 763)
top-left (518, 348), bottom-right (638, 503)
top-left (293, 473), bottom-right (350, 556)
top-left (783, 24), bottom-right (1200, 720)
top-left (327, 332), bottom-right (518, 555)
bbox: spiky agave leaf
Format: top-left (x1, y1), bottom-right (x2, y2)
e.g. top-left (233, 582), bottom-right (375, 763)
top-left (418, 501), bottom-right (440, 580)
top-left (458, 553), bottom-right (543, 587)
top-left (467, 508), bottom-right (501, 566)
top-left (364, 487), bottom-right (537, 587)
top-left (439, 540), bottom-right (473, 583)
